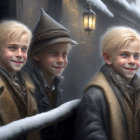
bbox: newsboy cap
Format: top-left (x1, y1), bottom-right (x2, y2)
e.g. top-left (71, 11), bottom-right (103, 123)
top-left (29, 8), bottom-right (78, 55)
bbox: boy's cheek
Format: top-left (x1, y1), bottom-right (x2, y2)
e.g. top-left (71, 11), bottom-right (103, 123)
top-left (138, 62), bottom-right (140, 67)
top-left (135, 62), bottom-right (140, 70)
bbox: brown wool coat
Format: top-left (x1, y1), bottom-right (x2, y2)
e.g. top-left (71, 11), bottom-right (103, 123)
top-left (0, 74), bottom-right (40, 140)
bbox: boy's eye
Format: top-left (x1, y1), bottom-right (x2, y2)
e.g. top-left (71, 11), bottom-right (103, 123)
top-left (134, 54), bottom-right (139, 59)
top-left (21, 47), bottom-right (28, 52)
top-left (8, 46), bottom-right (16, 51)
top-left (120, 53), bottom-right (127, 57)
top-left (62, 52), bottom-right (68, 58)
top-left (49, 51), bottom-right (57, 56)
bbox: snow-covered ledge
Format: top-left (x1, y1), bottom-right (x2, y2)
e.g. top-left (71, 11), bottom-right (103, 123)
top-left (0, 99), bottom-right (81, 140)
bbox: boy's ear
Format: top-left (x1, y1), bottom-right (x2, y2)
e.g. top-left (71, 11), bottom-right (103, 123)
top-left (102, 51), bottom-right (112, 65)
top-left (33, 56), bottom-right (40, 61)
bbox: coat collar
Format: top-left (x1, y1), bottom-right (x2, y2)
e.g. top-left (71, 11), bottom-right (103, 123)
top-left (101, 64), bottom-right (140, 122)
top-left (31, 60), bottom-right (64, 90)
top-left (101, 64), bottom-right (140, 103)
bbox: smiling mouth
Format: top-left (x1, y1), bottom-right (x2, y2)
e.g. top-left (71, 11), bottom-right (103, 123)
top-left (52, 66), bottom-right (64, 69)
top-left (11, 60), bottom-right (23, 64)
top-left (124, 67), bottom-right (137, 71)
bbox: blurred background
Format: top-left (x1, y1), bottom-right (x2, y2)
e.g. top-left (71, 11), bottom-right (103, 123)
top-left (1, 0), bottom-right (140, 102)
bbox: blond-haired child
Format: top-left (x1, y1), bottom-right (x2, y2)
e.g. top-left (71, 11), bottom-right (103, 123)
top-left (74, 26), bottom-right (140, 140)
top-left (0, 20), bottom-right (40, 140)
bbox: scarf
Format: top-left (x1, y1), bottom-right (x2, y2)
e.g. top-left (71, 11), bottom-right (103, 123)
top-left (101, 64), bottom-right (140, 140)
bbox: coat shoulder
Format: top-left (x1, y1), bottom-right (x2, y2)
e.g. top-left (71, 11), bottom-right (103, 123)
top-left (0, 75), bottom-right (6, 96)
top-left (0, 75), bottom-right (5, 85)
top-left (24, 73), bottom-right (35, 94)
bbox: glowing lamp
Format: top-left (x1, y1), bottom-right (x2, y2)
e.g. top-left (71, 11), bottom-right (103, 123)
top-left (83, 4), bottom-right (96, 31)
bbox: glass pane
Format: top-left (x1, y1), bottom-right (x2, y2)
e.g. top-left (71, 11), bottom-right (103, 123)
top-left (93, 17), bottom-right (96, 29)
top-left (89, 15), bottom-right (93, 29)
top-left (83, 15), bottom-right (88, 29)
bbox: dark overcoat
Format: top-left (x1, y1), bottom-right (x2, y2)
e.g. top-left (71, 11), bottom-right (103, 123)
top-left (24, 61), bottom-right (75, 140)
top-left (74, 71), bottom-right (140, 140)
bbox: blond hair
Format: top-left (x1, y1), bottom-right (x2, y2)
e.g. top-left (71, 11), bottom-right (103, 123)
top-left (101, 26), bottom-right (140, 54)
top-left (0, 20), bottom-right (32, 47)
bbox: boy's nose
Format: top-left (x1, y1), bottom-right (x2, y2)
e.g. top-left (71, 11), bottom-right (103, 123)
top-left (16, 49), bottom-right (22, 57)
top-left (129, 56), bottom-right (135, 64)
top-left (57, 55), bottom-right (64, 62)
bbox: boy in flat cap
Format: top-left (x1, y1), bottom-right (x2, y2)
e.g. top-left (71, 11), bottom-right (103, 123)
top-left (24, 8), bottom-right (78, 140)
top-left (0, 20), bottom-right (40, 140)
top-left (74, 26), bottom-right (140, 140)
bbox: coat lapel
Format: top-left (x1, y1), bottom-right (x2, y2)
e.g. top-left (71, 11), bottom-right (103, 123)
top-left (85, 72), bottom-right (127, 140)
top-left (0, 82), bottom-right (21, 124)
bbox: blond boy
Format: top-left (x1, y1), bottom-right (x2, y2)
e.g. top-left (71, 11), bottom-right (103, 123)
top-left (74, 26), bottom-right (140, 140)
top-left (0, 20), bottom-right (40, 140)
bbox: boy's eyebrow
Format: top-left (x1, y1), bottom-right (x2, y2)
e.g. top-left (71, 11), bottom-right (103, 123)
top-left (48, 49), bottom-right (57, 52)
top-left (8, 43), bottom-right (28, 47)
top-left (119, 51), bottom-right (129, 53)
top-left (119, 51), bottom-right (140, 54)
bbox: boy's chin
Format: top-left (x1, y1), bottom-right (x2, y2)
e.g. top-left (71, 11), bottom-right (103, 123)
top-left (13, 67), bottom-right (22, 72)
top-left (54, 71), bottom-right (63, 77)
top-left (55, 73), bottom-right (62, 77)
top-left (123, 74), bottom-right (135, 82)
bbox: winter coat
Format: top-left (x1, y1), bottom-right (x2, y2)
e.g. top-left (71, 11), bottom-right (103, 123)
top-left (24, 61), bottom-right (63, 113)
top-left (24, 61), bottom-right (74, 140)
top-left (74, 65), bottom-right (140, 140)
top-left (0, 67), bottom-right (40, 140)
